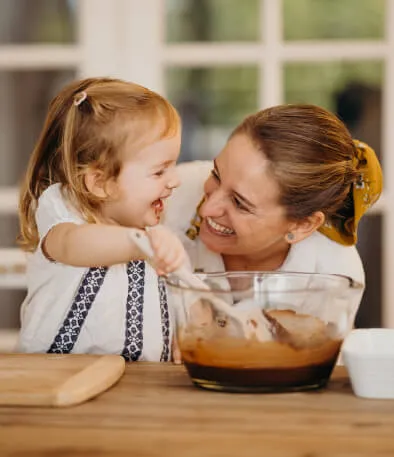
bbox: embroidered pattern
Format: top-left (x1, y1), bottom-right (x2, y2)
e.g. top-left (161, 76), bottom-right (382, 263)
top-left (47, 267), bottom-right (108, 353)
top-left (48, 261), bottom-right (165, 361)
top-left (121, 261), bottom-right (145, 361)
top-left (158, 276), bottom-right (170, 361)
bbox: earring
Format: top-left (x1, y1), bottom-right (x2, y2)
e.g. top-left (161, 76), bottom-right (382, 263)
top-left (286, 232), bottom-right (295, 242)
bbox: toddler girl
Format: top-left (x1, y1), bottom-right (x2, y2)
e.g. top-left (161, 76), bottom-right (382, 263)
top-left (17, 77), bottom-right (186, 361)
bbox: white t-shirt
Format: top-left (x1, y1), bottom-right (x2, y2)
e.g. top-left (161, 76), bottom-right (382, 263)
top-left (18, 184), bottom-right (172, 361)
top-left (163, 161), bottom-right (365, 322)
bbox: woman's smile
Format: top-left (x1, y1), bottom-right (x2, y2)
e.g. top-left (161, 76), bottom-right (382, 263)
top-left (204, 216), bottom-right (235, 236)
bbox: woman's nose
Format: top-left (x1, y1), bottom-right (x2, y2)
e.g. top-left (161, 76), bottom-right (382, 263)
top-left (200, 189), bottom-right (226, 217)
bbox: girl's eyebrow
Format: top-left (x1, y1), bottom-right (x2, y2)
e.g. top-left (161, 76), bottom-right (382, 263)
top-left (154, 159), bottom-right (174, 168)
top-left (214, 159), bottom-right (256, 209)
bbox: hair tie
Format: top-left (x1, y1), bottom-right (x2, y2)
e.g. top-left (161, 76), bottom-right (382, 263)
top-left (352, 139), bottom-right (368, 170)
top-left (319, 139), bottom-right (383, 246)
top-left (74, 91), bottom-right (88, 107)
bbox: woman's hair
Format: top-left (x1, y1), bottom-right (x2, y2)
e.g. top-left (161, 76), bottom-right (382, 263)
top-left (19, 77), bottom-right (180, 252)
top-left (231, 104), bottom-right (358, 237)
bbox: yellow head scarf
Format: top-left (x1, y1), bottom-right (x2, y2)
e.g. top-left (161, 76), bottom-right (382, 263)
top-left (318, 140), bottom-right (383, 246)
top-left (186, 140), bottom-right (383, 246)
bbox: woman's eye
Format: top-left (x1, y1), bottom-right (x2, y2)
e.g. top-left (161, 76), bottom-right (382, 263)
top-left (233, 196), bottom-right (248, 212)
top-left (154, 169), bottom-right (165, 177)
top-left (210, 169), bottom-right (220, 181)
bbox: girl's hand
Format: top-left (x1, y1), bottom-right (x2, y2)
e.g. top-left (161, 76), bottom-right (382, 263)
top-left (146, 225), bottom-right (189, 276)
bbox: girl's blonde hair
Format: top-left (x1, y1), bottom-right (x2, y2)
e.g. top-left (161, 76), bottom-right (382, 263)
top-left (18, 77), bottom-right (180, 252)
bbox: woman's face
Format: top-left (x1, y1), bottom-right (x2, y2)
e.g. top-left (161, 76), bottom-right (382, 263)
top-left (199, 133), bottom-right (291, 258)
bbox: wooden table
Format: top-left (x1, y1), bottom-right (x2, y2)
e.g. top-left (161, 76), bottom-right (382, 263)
top-left (0, 363), bottom-right (393, 456)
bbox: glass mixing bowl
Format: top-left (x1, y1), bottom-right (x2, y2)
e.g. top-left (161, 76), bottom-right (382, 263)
top-left (166, 271), bottom-right (363, 393)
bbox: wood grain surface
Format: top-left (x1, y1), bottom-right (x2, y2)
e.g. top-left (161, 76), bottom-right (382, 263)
top-left (0, 363), bottom-right (393, 456)
top-left (0, 353), bottom-right (125, 406)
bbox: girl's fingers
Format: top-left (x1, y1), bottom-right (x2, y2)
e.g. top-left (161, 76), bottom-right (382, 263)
top-left (155, 245), bottom-right (184, 270)
top-left (160, 251), bottom-right (187, 274)
top-left (146, 225), bottom-right (188, 274)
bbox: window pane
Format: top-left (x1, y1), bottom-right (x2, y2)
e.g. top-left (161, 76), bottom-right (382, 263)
top-left (284, 61), bottom-right (383, 165)
top-left (356, 214), bottom-right (383, 328)
top-left (283, 0), bottom-right (385, 40)
top-left (165, 0), bottom-right (260, 42)
top-left (356, 214), bottom-right (382, 328)
top-left (165, 66), bottom-right (259, 161)
top-left (0, 290), bottom-right (25, 330)
top-left (0, 70), bottom-right (76, 187)
top-left (284, 61), bottom-right (383, 328)
top-left (0, 0), bottom-right (76, 44)
top-left (0, 215), bottom-right (19, 248)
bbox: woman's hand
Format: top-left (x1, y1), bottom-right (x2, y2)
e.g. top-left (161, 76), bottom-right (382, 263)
top-left (146, 225), bottom-right (189, 276)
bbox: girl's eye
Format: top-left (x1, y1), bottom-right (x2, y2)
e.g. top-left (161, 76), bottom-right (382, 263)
top-left (154, 169), bottom-right (165, 177)
top-left (211, 169), bottom-right (220, 181)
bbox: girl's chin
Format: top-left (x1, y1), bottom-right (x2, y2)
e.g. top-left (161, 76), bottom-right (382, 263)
top-left (143, 209), bottom-right (162, 226)
top-left (144, 218), bottom-right (160, 228)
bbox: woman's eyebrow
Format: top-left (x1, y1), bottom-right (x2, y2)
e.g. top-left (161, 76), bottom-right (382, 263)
top-left (214, 159), bottom-right (256, 209)
top-left (233, 190), bottom-right (256, 209)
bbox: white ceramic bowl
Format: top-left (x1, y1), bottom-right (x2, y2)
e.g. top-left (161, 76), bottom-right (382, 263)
top-left (342, 328), bottom-right (394, 399)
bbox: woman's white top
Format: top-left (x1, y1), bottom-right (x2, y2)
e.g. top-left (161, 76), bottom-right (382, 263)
top-left (163, 161), bottom-right (365, 323)
top-left (18, 184), bottom-right (171, 361)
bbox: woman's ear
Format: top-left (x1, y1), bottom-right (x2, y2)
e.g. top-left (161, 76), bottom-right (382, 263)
top-left (286, 211), bottom-right (325, 244)
top-left (84, 168), bottom-right (116, 199)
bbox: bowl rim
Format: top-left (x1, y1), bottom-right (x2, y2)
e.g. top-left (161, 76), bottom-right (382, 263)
top-left (165, 270), bottom-right (364, 293)
top-left (342, 328), bottom-right (394, 358)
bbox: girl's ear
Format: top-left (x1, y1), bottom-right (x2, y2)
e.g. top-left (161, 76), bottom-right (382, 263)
top-left (84, 168), bottom-right (116, 199)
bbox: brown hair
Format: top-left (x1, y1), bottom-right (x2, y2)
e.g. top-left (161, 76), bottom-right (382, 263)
top-left (231, 104), bottom-right (358, 236)
top-left (18, 77), bottom-right (180, 252)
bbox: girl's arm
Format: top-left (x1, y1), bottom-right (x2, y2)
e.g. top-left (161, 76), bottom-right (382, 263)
top-left (43, 223), bottom-right (187, 272)
top-left (43, 223), bottom-right (142, 267)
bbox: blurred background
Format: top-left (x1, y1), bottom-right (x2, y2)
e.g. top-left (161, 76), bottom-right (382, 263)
top-left (0, 0), bottom-right (393, 350)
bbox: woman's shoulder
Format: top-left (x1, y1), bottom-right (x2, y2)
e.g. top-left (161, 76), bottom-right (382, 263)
top-left (163, 161), bottom-right (212, 233)
top-left (306, 232), bottom-right (365, 285)
top-left (284, 231), bottom-right (364, 285)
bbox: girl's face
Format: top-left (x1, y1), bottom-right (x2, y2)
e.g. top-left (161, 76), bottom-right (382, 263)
top-left (102, 132), bottom-right (181, 229)
top-left (198, 133), bottom-right (291, 259)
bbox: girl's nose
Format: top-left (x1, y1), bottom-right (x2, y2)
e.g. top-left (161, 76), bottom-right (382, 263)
top-left (166, 168), bottom-right (181, 190)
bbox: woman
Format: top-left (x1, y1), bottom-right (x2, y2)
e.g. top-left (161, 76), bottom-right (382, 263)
top-left (164, 104), bottom-right (382, 287)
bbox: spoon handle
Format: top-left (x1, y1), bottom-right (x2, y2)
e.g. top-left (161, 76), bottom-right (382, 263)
top-left (128, 228), bottom-right (237, 315)
top-left (128, 227), bottom-right (272, 341)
